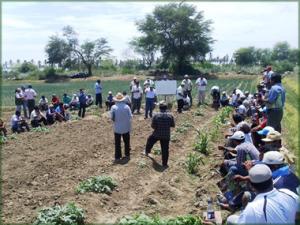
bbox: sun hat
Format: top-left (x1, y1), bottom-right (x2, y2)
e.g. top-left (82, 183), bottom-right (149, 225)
top-left (222, 91), bottom-right (226, 95)
top-left (108, 91), bottom-right (112, 94)
top-left (261, 131), bottom-right (282, 142)
top-left (184, 74), bottom-right (189, 78)
top-left (249, 164), bottom-right (272, 183)
top-left (228, 131), bottom-right (245, 140)
top-left (257, 126), bottom-right (275, 136)
top-left (262, 151), bottom-right (284, 165)
top-left (113, 92), bottom-right (125, 102)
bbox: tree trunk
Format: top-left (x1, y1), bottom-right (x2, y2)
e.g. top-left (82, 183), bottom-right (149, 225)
top-left (87, 64), bottom-right (92, 76)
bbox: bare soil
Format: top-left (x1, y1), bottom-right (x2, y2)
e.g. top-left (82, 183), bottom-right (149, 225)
top-left (1, 105), bottom-right (227, 224)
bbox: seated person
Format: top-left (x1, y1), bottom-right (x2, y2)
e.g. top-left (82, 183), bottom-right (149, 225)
top-left (30, 105), bottom-right (47, 127)
top-left (64, 105), bottom-right (71, 121)
top-left (236, 100), bottom-right (247, 118)
top-left (210, 86), bottom-right (220, 108)
top-left (220, 91), bottom-right (229, 107)
top-left (0, 118), bottom-right (8, 137)
top-left (105, 91), bottom-right (115, 111)
top-left (85, 94), bottom-right (94, 107)
top-left (38, 95), bottom-right (49, 111)
top-left (11, 111), bottom-right (30, 133)
top-left (122, 91), bottom-right (131, 108)
top-left (62, 93), bottom-right (72, 106)
top-left (51, 94), bottom-right (60, 108)
top-left (55, 102), bottom-right (66, 122)
top-left (69, 94), bottom-right (80, 110)
top-left (46, 104), bottom-right (56, 125)
top-left (183, 92), bottom-right (191, 110)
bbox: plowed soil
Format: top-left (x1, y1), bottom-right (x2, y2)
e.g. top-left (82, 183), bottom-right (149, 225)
top-left (1, 105), bottom-right (226, 224)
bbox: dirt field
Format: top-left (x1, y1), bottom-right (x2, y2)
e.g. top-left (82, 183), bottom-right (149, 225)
top-left (1, 105), bottom-right (227, 224)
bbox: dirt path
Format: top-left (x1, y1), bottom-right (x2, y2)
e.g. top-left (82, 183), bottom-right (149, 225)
top-left (1, 105), bottom-right (223, 224)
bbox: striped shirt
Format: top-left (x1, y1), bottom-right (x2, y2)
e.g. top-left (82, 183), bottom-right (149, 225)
top-left (236, 142), bottom-right (260, 165)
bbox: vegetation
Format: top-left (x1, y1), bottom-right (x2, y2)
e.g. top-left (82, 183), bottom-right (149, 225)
top-left (185, 152), bottom-right (202, 175)
top-left (31, 127), bottom-right (50, 133)
top-left (34, 203), bottom-right (85, 225)
top-left (76, 176), bottom-right (117, 194)
top-left (194, 132), bottom-right (209, 155)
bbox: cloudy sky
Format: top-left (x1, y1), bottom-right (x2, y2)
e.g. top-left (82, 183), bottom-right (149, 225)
top-left (2, 1), bottom-right (298, 63)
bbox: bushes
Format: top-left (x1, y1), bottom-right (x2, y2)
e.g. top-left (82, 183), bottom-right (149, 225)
top-left (76, 176), bottom-right (117, 194)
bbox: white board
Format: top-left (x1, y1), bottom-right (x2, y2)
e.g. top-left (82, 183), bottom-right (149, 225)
top-left (155, 80), bottom-right (177, 95)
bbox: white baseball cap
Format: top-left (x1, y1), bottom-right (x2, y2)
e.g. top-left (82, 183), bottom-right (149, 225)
top-left (262, 151), bottom-right (284, 165)
top-left (249, 164), bottom-right (272, 183)
top-left (228, 131), bottom-right (245, 140)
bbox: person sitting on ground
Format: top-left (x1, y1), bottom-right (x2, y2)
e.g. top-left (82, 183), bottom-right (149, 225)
top-left (238, 122), bottom-right (253, 144)
top-left (226, 164), bottom-right (298, 224)
top-left (0, 119), bottom-right (8, 137)
top-left (38, 95), bottom-right (49, 111)
top-left (85, 94), bottom-right (94, 107)
top-left (210, 86), bottom-right (220, 109)
top-left (236, 100), bottom-right (247, 119)
top-left (220, 91), bottom-right (230, 107)
top-left (51, 94), bottom-right (60, 108)
top-left (183, 92), bottom-right (191, 110)
top-left (55, 102), bottom-right (66, 122)
top-left (69, 94), bottom-right (79, 110)
top-left (122, 91), bottom-right (131, 108)
top-left (11, 111), bottom-right (30, 133)
top-left (46, 104), bottom-right (56, 125)
top-left (30, 105), bottom-right (47, 128)
top-left (144, 101), bottom-right (175, 168)
top-left (62, 93), bottom-right (72, 107)
top-left (105, 91), bottom-right (115, 111)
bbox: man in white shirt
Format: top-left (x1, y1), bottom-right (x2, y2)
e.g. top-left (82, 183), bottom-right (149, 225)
top-left (95, 80), bottom-right (103, 108)
top-left (144, 85), bottom-right (157, 119)
top-left (143, 78), bottom-right (154, 89)
top-left (182, 74), bottom-right (193, 105)
top-left (176, 83), bottom-right (185, 113)
top-left (24, 85), bottom-right (37, 116)
top-left (131, 81), bottom-right (143, 114)
top-left (227, 164), bottom-right (298, 224)
top-left (195, 77), bottom-right (207, 106)
top-left (11, 111), bottom-right (30, 133)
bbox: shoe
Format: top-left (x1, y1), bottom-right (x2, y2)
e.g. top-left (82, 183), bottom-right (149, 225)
top-left (142, 151), bottom-right (148, 156)
top-left (162, 164), bottom-right (169, 169)
top-left (123, 156), bottom-right (130, 160)
top-left (113, 158), bottom-right (122, 164)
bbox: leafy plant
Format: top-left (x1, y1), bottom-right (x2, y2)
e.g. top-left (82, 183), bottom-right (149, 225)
top-left (0, 135), bottom-right (7, 144)
top-left (185, 152), bottom-right (202, 175)
top-left (153, 147), bottom-right (161, 155)
top-left (76, 176), bottom-right (117, 194)
top-left (176, 126), bottom-right (188, 134)
top-left (194, 108), bottom-right (204, 116)
top-left (31, 127), bottom-right (50, 133)
top-left (34, 202), bottom-right (85, 225)
top-left (194, 132), bottom-right (209, 155)
top-left (170, 133), bottom-right (178, 142)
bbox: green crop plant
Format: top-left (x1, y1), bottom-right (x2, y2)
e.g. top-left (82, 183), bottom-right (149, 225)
top-left (185, 152), bottom-right (202, 175)
top-left (170, 133), bottom-right (178, 142)
top-left (153, 147), bottom-right (161, 155)
top-left (34, 202), bottom-right (85, 225)
top-left (31, 127), bottom-right (50, 133)
top-left (194, 108), bottom-right (204, 116)
top-left (0, 136), bottom-right (7, 144)
top-left (175, 126), bottom-right (188, 134)
top-left (76, 176), bottom-right (117, 194)
top-left (194, 132), bottom-right (209, 155)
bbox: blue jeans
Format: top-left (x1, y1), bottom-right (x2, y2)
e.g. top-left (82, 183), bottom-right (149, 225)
top-left (145, 98), bottom-right (154, 118)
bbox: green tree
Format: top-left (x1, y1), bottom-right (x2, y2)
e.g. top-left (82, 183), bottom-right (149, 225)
top-left (288, 48), bottom-right (299, 64)
top-left (45, 35), bottom-right (70, 67)
top-left (18, 62), bottom-right (38, 73)
top-left (135, 3), bottom-right (214, 75)
top-left (272, 41), bottom-right (290, 61)
top-left (234, 47), bottom-right (257, 66)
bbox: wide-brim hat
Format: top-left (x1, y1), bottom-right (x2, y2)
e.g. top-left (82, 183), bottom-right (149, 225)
top-left (113, 92), bottom-right (125, 102)
top-left (262, 130), bottom-right (282, 142)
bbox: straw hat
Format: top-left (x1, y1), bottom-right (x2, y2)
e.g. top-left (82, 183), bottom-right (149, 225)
top-left (113, 92), bottom-right (125, 102)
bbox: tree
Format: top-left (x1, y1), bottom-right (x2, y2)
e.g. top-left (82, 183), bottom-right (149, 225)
top-left (134, 3), bottom-right (214, 75)
top-left (234, 47), bottom-right (257, 66)
top-left (272, 41), bottom-right (290, 61)
top-left (45, 35), bottom-right (70, 67)
top-left (288, 48), bottom-right (299, 64)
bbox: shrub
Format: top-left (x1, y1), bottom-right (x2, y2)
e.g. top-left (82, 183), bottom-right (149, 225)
top-left (76, 176), bottom-right (117, 194)
top-left (44, 67), bottom-right (57, 80)
top-left (185, 152), bottom-right (202, 175)
top-left (194, 132), bottom-right (209, 155)
top-left (34, 202), bottom-right (85, 225)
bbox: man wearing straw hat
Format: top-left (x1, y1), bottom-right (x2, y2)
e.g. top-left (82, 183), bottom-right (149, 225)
top-left (110, 92), bottom-right (133, 162)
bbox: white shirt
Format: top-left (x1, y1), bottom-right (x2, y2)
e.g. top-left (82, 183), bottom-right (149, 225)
top-left (11, 115), bottom-right (20, 127)
top-left (24, 88), bottom-right (37, 100)
top-left (182, 79), bottom-right (193, 91)
top-left (183, 96), bottom-right (191, 106)
top-left (195, 78), bottom-right (207, 91)
top-left (145, 88), bottom-right (156, 99)
top-left (237, 188), bottom-right (298, 224)
top-left (30, 110), bottom-right (44, 120)
top-left (95, 82), bottom-right (102, 94)
top-left (131, 85), bottom-right (143, 99)
top-left (143, 79), bottom-right (154, 88)
top-left (39, 98), bottom-right (48, 105)
top-left (176, 86), bottom-right (184, 100)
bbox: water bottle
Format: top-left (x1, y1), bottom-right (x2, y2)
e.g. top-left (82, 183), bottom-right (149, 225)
top-left (207, 197), bottom-right (215, 220)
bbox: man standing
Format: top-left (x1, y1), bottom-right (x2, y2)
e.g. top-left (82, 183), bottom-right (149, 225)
top-left (265, 73), bottom-right (285, 132)
top-left (131, 81), bottom-right (143, 114)
top-left (144, 85), bottom-right (157, 119)
top-left (110, 93), bottom-right (133, 162)
top-left (182, 74), bottom-right (193, 105)
top-left (195, 76), bottom-right (207, 105)
top-left (144, 101), bottom-right (175, 168)
top-left (176, 83), bottom-right (185, 113)
top-left (25, 84), bottom-right (37, 116)
top-left (78, 89), bottom-right (87, 118)
top-left (95, 80), bottom-right (103, 108)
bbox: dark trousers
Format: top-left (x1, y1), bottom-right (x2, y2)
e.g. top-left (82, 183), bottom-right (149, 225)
top-left (95, 93), bottom-right (102, 108)
top-left (146, 134), bottom-right (169, 166)
top-left (145, 98), bottom-right (155, 118)
top-left (31, 117), bottom-right (47, 128)
top-left (105, 101), bottom-right (115, 110)
top-left (12, 122), bottom-right (30, 133)
top-left (177, 99), bottom-right (184, 113)
top-left (27, 99), bottom-right (35, 116)
top-left (186, 90), bottom-right (192, 105)
top-left (114, 132), bottom-right (130, 159)
top-left (132, 98), bottom-right (141, 113)
top-left (78, 103), bottom-right (86, 118)
top-left (267, 108), bottom-right (283, 132)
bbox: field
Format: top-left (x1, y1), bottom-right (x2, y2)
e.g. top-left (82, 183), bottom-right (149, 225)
top-left (0, 74), bottom-right (298, 224)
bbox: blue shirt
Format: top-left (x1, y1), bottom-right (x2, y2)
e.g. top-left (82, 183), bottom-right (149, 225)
top-left (110, 102), bottom-right (132, 134)
top-left (273, 165), bottom-right (300, 194)
top-left (107, 95), bottom-right (113, 102)
top-left (268, 83), bottom-right (285, 108)
top-left (95, 82), bottom-right (102, 94)
top-left (78, 92), bottom-right (86, 104)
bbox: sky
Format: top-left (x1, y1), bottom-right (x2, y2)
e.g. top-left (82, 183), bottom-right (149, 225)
top-left (1, 1), bottom-right (299, 63)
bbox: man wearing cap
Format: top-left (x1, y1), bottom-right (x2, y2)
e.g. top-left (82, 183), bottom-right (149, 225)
top-left (227, 164), bottom-right (298, 224)
top-left (195, 76), bottom-right (207, 106)
top-left (110, 92), bottom-right (133, 162)
top-left (144, 101), bottom-right (175, 168)
top-left (95, 80), bottom-right (103, 108)
top-left (78, 89), bottom-right (87, 118)
top-left (176, 83), bottom-right (185, 113)
top-left (264, 73), bottom-right (285, 132)
top-left (220, 91), bottom-right (229, 107)
top-left (211, 86), bottom-right (220, 109)
top-left (144, 85), bottom-right (157, 119)
top-left (181, 74), bottom-right (193, 105)
top-left (105, 91), bottom-right (114, 111)
top-left (143, 78), bottom-right (154, 89)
